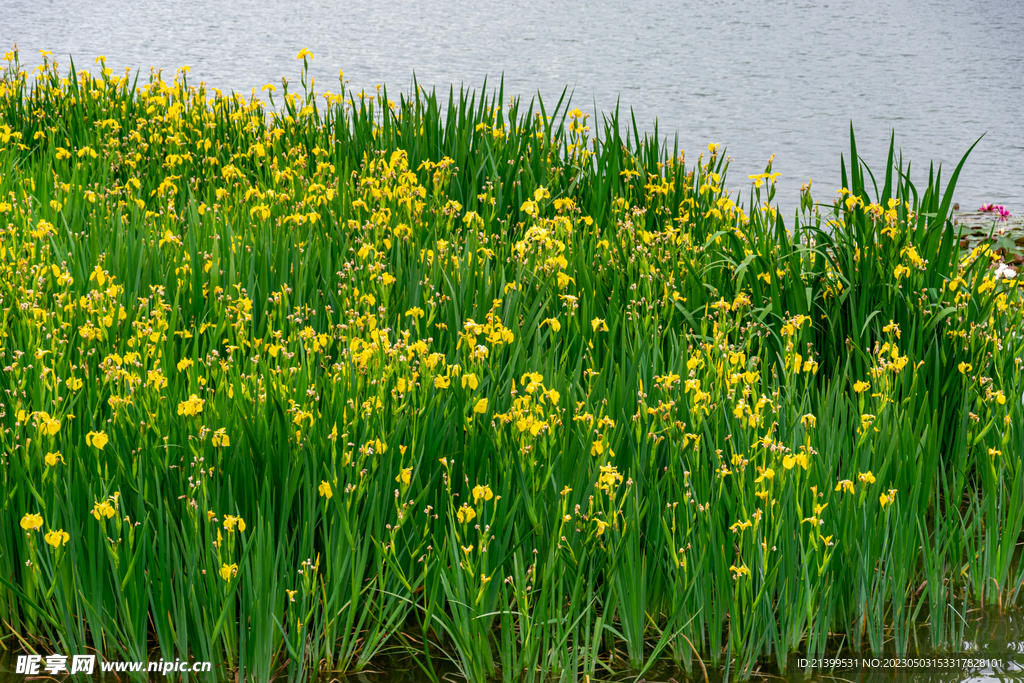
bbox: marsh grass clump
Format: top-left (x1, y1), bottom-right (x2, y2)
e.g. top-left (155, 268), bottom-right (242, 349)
top-left (0, 47), bottom-right (1022, 682)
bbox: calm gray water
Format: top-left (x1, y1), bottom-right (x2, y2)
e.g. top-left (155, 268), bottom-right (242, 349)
top-left (3, 0), bottom-right (1022, 215)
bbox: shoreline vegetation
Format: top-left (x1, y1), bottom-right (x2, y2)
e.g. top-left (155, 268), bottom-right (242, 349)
top-left (1, 47), bottom-right (1022, 682)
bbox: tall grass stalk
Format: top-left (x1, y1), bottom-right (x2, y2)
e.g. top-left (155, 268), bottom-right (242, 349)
top-left (0, 47), bottom-right (1022, 681)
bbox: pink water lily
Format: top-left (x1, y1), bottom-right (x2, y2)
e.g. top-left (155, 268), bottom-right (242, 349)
top-left (979, 204), bottom-right (1012, 220)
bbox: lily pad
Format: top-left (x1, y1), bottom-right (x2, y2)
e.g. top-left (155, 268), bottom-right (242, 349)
top-left (953, 208), bottom-right (1024, 266)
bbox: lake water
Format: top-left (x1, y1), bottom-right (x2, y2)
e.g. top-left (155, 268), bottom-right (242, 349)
top-left (2, 0), bottom-right (1022, 216)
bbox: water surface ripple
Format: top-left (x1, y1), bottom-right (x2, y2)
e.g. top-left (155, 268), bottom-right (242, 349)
top-left (3, 0), bottom-right (1022, 219)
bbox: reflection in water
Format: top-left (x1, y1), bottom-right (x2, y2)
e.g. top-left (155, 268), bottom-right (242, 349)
top-left (1, 0), bottom-right (1022, 215)
top-left (2, 608), bottom-right (1024, 682)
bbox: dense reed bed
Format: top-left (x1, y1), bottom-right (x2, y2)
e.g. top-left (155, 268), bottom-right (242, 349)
top-left (1, 47), bottom-right (1022, 681)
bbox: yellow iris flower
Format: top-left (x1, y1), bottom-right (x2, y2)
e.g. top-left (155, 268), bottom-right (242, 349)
top-left (45, 529), bottom-right (70, 548)
top-left (20, 513), bottom-right (43, 531)
top-left (86, 431), bottom-right (109, 449)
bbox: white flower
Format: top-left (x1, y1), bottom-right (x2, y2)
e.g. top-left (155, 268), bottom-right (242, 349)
top-left (994, 263), bottom-right (1018, 280)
